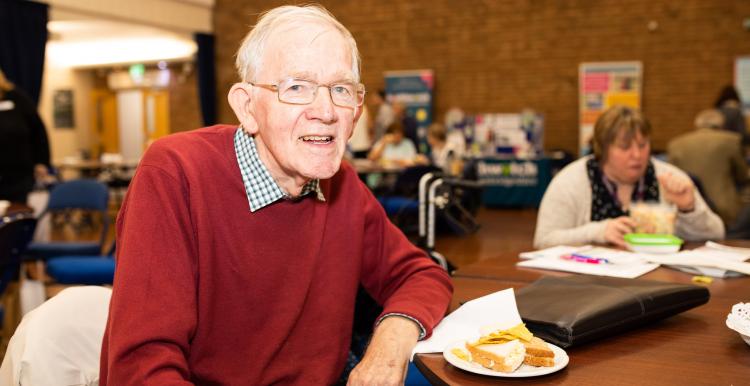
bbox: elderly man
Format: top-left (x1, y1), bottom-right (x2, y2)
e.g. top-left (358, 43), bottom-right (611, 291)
top-left (100, 5), bottom-right (452, 385)
top-left (668, 109), bottom-right (749, 226)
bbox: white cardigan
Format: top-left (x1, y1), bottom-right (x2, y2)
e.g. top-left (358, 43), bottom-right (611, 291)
top-left (533, 156), bottom-right (725, 249)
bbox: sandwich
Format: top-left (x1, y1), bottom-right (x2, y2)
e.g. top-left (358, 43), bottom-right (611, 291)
top-left (470, 322), bottom-right (555, 369)
top-left (521, 336), bottom-right (555, 367)
top-left (465, 339), bottom-right (526, 373)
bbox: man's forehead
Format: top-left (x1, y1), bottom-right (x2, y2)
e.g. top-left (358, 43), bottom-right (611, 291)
top-left (259, 24), bottom-right (353, 81)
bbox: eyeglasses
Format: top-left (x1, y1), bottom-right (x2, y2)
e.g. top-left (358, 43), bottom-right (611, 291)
top-left (248, 78), bottom-right (366, 108)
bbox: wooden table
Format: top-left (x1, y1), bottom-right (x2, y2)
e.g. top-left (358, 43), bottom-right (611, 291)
top-left (415, 246), bottom-right (750, 385)
top-left (5, 202), bottom-right (34, 217)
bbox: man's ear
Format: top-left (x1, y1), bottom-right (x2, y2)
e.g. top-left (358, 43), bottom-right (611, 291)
top-left (228, 83), bottom-right (259, 134)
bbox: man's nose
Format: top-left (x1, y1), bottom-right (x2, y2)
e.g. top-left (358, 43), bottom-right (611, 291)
top-left (306, 86), bottom-right (336, 122)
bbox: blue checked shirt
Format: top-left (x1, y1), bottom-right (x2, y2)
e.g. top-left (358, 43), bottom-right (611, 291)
top-left (234, 127), bottom-right (325, 212)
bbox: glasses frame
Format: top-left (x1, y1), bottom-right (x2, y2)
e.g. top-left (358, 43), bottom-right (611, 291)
top-left (248, 78), bottom-right (366, 108)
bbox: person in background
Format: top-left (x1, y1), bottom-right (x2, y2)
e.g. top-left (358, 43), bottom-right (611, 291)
top-left (0, 68), bottom-right (50, 203)
top-left (534, 105), bottom-right (724, 249)
top-left (368, 121), bottom-right (418, 167)
top-left (369, 89), bottom-right (395, 143)
top-left (668, 109), bottom-right (748, 226)
top-left (100, 5), bottom-right (451, 385)
top-left (714, 85), bottom-right (748, 146)
top-left (417, 122), bottom-right (465, 174)
top-left (393, 101), bottom-right (419, 149)
top-left (347, 104), bottom-right (371, 158)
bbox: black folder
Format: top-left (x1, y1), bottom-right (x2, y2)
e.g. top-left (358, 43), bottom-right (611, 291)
top-left (515, 275), bottom-right (710, 348)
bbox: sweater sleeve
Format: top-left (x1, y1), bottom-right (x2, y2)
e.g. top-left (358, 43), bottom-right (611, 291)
top-left (534, 162), bottom-right (608, 248)
top-left (357, 180), bottom-right (452, 340)
top-left (101, 148), bottom-right (198, 385)
top-left (674, 187), bottom-right (725, 241)
top-left (655, 160), bottom-right (725, 241)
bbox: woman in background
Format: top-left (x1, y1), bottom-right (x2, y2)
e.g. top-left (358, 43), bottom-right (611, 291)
top-left (367, 121), bottom-right (417, 167)
top-left (534, 105), bottom-right (723, 249)
top-left (0, 69), bottom-right (50, 203)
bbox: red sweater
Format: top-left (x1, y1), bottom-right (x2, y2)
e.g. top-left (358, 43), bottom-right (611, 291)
top-left (100, 125), bottom-right (452, 385)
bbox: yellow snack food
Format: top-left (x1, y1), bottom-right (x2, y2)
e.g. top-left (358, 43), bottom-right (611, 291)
top-left (451, 348), bottom-right (470, 362)
top-left (472, 323), bottom-right (534, 346)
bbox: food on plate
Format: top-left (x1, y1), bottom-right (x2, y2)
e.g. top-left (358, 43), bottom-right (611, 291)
top-left (465, 339), bottom-right (525, 373)
top-left (462, 323), bottom-right (555, 372)
top-left (521, 336), bottom-right (554, 367)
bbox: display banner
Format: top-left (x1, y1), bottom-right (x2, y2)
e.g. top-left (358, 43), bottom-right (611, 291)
top-left (735, 56), bottom-right (750, 114)
top-left (384, 69), bottom-right (434, 153)
top-left (578, 62), bottom-right (642, 156)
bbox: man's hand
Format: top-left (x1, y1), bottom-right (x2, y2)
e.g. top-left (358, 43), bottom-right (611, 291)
top-left (604, 216), bottom-right (636, 247)
top-left (347, 316), bottom-right (420, 386)
top-left (657, 173), bottom-right (695, 212)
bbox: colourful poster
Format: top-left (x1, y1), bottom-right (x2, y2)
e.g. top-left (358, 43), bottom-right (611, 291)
top-left (384, 69), bottom-right (434, 153)
top-left (736, 56), bottom-right (750, 114)
top-left (578, 62), bottom-right (642, 156)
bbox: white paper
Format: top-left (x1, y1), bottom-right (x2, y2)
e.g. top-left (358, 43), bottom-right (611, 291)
top-left (412, 288), bottom-right (522, 357)
top-left (643, 245), bottom-right (750, 276)
top-left (516, 258), bottom-right (660, 278)
top-left (519, 245), bottom-right (582, 260)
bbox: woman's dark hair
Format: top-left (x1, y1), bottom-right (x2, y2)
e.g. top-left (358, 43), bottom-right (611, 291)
top-left (714, 85), bottom-right (741, 108)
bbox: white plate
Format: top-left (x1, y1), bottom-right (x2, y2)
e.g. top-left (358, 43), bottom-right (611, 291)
top-left (443, 340), bottom-right (569, 377)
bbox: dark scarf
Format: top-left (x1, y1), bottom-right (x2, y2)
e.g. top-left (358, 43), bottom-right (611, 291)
top-left (586, 157), bottom-right (659, 221)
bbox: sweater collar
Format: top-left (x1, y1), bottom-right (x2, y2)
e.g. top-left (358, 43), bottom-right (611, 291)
top-left (234, 127), bottom-right (325, 212)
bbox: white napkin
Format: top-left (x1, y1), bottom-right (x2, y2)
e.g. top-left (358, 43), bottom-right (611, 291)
top-left (412, 288), bottom-right (522, 358)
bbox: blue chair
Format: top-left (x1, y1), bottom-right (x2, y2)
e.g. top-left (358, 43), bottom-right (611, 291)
top-left (45, 242), bottom-right (116, 285)
top-left (26, 179), bottom-right (109, 260)
top-left (0, 215), bottom-right (37, 329)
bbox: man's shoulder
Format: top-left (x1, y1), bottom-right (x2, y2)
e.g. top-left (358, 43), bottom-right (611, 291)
top-left (152, 125), bottom-right (236, 147)
top-left (141, 125), bottom-right (237, 170)
top-left (672, 129), bottom-right (741, 148)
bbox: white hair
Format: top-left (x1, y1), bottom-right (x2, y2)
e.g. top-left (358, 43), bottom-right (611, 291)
top-left (235, 4), bottom-right (361, 83)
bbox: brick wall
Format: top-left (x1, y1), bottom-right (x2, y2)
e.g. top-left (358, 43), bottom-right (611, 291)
top-left (214, 0), bottom-right (750, 154)
top-left (168, 64), bottom-right (202, 133)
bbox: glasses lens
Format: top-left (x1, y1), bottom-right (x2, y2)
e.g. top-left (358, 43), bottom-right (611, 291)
top-left (330, 83), bottom-right (357, 107)
top-left (279, 79), bottom-right (316, 104)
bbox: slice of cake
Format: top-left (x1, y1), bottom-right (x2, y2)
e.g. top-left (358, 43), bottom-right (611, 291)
top-left (465, 339), bottom-right (526, 373)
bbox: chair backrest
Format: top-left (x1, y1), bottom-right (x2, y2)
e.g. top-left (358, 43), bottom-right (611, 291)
top-left (43, 179), bottom-right (110, 247)
top-left (46, 179), bottom-right (109, 212)
top-left (0, 216), bottom-right (37, 295)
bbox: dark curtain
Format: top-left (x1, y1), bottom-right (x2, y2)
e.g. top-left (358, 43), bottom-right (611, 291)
top-left (194, 32), bottom-right (216, 126)
top-left (0, 0), bottom-right (48, 106)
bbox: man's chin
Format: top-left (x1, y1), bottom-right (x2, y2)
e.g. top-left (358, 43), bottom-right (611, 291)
top-left (303, 162), bottom-right (342, 180)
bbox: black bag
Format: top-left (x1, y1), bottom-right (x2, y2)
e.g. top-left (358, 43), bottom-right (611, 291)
top-left (516, 275), bottom-right (710, 348)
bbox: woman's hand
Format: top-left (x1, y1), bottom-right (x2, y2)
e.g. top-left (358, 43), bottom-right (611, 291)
top-left (604, 216), bottom-right (636, 247)
top-left (657, 173), bottom-right (695, 212)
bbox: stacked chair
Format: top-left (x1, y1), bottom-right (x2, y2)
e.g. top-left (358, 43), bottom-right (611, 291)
top-left (23, 179), bottom-right (117, 290)
top-left (25, 179), bottom-right (110, 261)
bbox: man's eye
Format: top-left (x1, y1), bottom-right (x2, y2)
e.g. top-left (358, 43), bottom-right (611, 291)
top-left (332, 85), bottom-right (352, 96)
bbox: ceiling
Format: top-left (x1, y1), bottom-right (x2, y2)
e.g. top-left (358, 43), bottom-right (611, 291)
top-left (46, 4), bottom-right (203, 68)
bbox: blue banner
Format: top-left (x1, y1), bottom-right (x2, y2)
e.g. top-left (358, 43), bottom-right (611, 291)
top-left (384, 69), bottom-right (434, 153)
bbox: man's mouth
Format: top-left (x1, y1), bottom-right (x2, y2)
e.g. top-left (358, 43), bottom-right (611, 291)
top-left (300, 135), bottom-right (334, 144)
